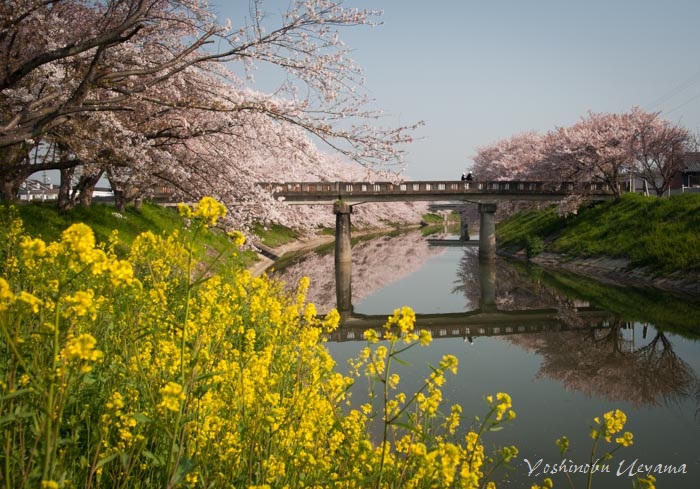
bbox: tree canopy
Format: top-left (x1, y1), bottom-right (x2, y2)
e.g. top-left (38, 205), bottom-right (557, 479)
top-left (473, 107), bottom-right (690, 198)
top-left (0, 0), bottom-right (420, 226)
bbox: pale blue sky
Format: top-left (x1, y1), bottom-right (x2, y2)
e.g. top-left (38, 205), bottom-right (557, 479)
top-left (214, 1), bottom-right (700, 180)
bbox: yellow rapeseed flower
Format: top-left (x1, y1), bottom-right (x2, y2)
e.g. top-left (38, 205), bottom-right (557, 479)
top-left (229, 230), bottom-right (246, 247)
top-left (192, 196), bottom-right (227, 226)
top-left (17, 291), bottom-right (42, 313)
top-left (592, 409), bottom-right (628, 442)
top-left (615, 431), bottom-right (634, 447)
top-left (158, 382), bottom-right (186, 413)
top-left (20, 236), bottom-right (47, 257)
top-left (63, 290), bottom-right (95, 318)
top-left (61, 333), bottom-right (104, 373)
top-left (0, 278), bottom-right (14, 311)
top-left (61, 223), bottom-right (96, 257)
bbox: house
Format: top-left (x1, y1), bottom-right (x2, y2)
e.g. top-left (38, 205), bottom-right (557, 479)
top-left (19, 179), bottom-right (114, 201)
top-left (19, 179), bottom-right (59, 201)
top-left (670, 152), bottom-right (700, 193)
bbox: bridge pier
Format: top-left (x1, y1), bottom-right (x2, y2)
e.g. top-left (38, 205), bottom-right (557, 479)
top-left (478, 259), bottom-right (497, 312)
top-left (478, 203), bottom-right (497, 261)
top-left (459, 212), bottom-right (469, 240)
top-left (334, 201), bottom-right (353, 313)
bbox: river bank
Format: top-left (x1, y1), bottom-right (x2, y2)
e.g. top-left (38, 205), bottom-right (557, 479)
top-left (248, 235), bottom-right (336, 277)
top-left (501, 248), bottom-right (700, 301)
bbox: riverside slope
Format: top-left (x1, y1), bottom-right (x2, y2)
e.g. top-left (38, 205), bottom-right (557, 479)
top-left (502, 249), bottom-right (700, 301)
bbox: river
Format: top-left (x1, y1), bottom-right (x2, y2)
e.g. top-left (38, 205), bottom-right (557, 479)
top-left (271, 230), bottom-right (700, 488)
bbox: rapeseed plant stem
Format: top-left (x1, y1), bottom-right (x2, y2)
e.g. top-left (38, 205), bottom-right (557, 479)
top-left (42, 296), bottom-right (61, 484)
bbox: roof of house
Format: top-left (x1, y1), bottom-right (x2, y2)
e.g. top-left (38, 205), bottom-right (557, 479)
top-left (682, 152), bottom-right (700, 172)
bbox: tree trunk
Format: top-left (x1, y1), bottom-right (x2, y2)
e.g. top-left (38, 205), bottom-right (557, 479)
top-left (1, 176), bottom-right (22, 202)
top-left (113, 189), bottom-right (127, 212)
top-left (58, 167), bottom-right (76, 211)
top-left (0, 143), bottom-right (30, 202)
top-left (75, 171), bottom-right (104, 208)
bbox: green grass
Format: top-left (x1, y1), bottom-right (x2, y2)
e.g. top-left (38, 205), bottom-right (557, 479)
top-left (507, 258), bottom-right (700, 337)
top-left (1, 201), bottom-right (258, 267)
top-left (252, 222), bottom-right (299, 248)
top-left (497, 193), bottom-right (700, 274)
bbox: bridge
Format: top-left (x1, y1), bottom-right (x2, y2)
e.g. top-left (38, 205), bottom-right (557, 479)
top-left (326, 307), bottom-right (614, 342)
top-left (259, 180), bottom-right (615, 310)
top-left (259, 180), bottom-right (614, 205)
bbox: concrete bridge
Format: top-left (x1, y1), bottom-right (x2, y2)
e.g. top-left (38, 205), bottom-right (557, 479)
top-left (259, 180), bottom-right (615, 310)
top-left (259, 180), bottom-right (614, 205)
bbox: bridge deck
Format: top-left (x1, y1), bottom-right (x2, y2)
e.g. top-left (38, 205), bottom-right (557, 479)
top-left (259, 180), bottom-right (614, 204)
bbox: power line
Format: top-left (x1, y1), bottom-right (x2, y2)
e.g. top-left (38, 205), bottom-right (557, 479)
top-left (645, 68), bottom-right (700, 111)
top-left (662, 91), bottom-right (700, 115)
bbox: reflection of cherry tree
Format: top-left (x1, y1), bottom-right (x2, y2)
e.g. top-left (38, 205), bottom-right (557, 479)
top-left (272, 231), bottom-right (444, 313)
top-left (515, 321), bottom-right (698, 407)
top-left (453, 249), bottom-right (584, 321)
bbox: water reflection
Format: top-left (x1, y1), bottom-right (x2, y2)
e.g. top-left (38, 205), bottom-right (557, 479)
top-left (510, 322), bottom-right (699, 408)
top-left (291, 235), bottom-right (700, 488)
top-left (275, 232), bottom-right (700, 410)
top-left (272, 230), bottom-right (445, 313)
top-left (450, 248), bottom-right (700, 408)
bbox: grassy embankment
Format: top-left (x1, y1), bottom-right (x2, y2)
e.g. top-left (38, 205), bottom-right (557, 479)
top-left (6, 201), bottom-right (258, 268)
top-left (5, 202), bottom-right (453, 270)
top-left (496, 192), bottom-right (700, 276)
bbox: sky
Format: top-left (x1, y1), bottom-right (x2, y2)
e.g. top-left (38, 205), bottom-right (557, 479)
top-left (214, 0), bottom-right (700, 181)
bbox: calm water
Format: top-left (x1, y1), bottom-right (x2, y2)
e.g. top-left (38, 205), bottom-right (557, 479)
top-left (273, 233), bottom-right (700, 488)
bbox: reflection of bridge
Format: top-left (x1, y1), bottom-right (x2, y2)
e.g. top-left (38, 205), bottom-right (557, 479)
top-left (327, 307), bottom-right (614, 342)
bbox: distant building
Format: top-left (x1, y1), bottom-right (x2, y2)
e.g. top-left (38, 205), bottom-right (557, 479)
top-left (19, 179), bottom-right (114, 201)
top-left (19, 180), bottom-right (58, 201)
top-left (669, 152), bottom-right (700, 193)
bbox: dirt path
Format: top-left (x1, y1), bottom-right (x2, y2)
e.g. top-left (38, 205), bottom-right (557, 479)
top-left (247, 225), bottom-right (422, 277)
top-left (248, 235), bottom-right (336, 277)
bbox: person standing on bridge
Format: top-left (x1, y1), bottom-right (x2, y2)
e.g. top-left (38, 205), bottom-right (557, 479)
top-left (466, 172), bottom-right (473, 181)
top-left (461, 172), bottom-right (468, 181)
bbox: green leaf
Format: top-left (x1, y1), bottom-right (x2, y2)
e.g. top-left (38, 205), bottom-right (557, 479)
top-left (0, 388), bottom-right (31, 402)
top-left (95, 453), bottom-right (118, 470)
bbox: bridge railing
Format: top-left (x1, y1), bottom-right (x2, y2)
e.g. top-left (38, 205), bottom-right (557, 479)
top-left (259, 180), bottom-right (613, 196)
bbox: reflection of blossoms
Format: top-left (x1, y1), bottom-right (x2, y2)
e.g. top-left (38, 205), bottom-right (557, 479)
top-left (454, 248), bottom-right (583, 316)
top-left (510, 323), bottom-right (698, 408)
top-left (273, 231), bottom-right (444, 314)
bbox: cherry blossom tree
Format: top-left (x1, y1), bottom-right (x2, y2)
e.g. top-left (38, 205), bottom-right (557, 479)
top-left (472, 131), bottom-right (547, 181)
top-left (472, 108), bottom-right (690, 201)
top-left (0, 0), bottom-right (419, 202)
top-left (546, 111), bottom-right (642, 196)
top-left (630, 109), bottom-right (689, 196)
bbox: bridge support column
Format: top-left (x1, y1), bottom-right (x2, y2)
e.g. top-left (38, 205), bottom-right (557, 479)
top-left (334, 201), bottom-right (353, 314)
top-left (478, 259), bottom-right (497, 312)
top-left (459, 213), bottom-right (469, 241)
top-left (478, 203), bottom-right (497, 261)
